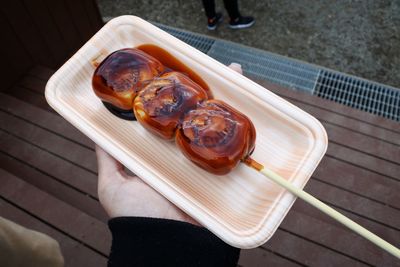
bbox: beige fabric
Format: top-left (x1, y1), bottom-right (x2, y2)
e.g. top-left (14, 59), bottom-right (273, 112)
top-left (0, 217), bottom-right (64, 267)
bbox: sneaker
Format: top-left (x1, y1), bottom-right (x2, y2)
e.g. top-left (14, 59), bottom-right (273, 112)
top-left (229, 16), bottom-right (255, 29)
top-left (207, 13), bottom-right (223, 30)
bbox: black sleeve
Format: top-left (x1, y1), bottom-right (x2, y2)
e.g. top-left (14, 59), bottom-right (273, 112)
top-left (108, 217), bottom-right (240, 267)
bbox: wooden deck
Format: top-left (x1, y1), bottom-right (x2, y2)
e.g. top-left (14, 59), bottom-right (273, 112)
top-left (0, 65), bottom-right (399, 266)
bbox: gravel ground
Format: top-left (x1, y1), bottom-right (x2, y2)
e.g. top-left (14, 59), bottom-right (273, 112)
top-left (98, 0), bottom-right (400, 88)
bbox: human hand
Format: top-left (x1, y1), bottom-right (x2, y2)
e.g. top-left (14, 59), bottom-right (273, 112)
top-left (95, 63), bottom-right (243, 225)
top-left (96, 145), bottom-right (199, 225)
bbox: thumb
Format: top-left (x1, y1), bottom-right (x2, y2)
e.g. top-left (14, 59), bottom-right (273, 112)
top-left (228, 63), bottom-right (243, 74)
top-left (95, 145), bottom-right (125, 187)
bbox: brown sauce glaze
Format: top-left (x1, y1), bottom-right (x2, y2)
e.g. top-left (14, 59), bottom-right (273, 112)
top-left (176, 100), bottom-right (256, 175)
top-left (134, 72), bottom-right (209, 140)
top-left (136, 44), bottom-right (212, 99)
top-left (92, 48), bottom-right (164, 111)
top-left (92, 46), bottom-right (257, 175)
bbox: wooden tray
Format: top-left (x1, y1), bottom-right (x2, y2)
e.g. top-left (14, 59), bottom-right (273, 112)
top-left (45, 16), bottom-right (328, 249)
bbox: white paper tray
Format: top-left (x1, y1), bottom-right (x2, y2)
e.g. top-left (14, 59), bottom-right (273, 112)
top-left (45, 16), bottom-right (328, 248)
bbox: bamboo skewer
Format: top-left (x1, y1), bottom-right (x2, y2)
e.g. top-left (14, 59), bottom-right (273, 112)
top-left (90, 53), bottom-right (400, 258)
top-left (244, 157), bottom-right (400, 259)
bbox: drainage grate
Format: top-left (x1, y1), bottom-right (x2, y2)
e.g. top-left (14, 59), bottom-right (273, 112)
top-left (314, 70), bottom-right (400, 121)
top-left (154, 23), bottom-right (215, 54)
top-left (152, 22), bottom-right (400, 122)
top-left (155, 23), bottom-right (319, 92)
top-left (207, 41), bottom-right (319, 92)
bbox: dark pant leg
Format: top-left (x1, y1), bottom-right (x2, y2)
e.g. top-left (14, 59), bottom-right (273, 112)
top-left (202, 0), bottom-right (216, 19)
top-left (223, 0), bottom-right (240, 19)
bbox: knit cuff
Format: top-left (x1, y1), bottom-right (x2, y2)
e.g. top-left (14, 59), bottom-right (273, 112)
top-left (108, 217), bottom-right (240, 267)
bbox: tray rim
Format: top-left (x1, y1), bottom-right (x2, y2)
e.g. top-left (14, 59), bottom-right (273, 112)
top-left (45, 15), bottom-right (328, 248)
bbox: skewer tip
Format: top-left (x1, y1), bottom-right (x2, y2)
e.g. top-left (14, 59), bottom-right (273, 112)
top-left (91, 51), bottom-right (108, 68)
top-left (243, 157), bottom-right (264, 171)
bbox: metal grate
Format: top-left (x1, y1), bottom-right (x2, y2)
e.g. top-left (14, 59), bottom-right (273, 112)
top-left (154, 23), bottom-right (319, 92)
top-left (153, 22), bottom-right (400, 122)
top-left (207, 41), bottom-right (319, 92)
top-left (314, 70), bottom-right (400, 121)
top-left (154, 23), bottom-right (215, 54)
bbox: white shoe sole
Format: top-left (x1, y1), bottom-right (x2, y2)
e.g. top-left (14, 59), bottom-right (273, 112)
top-left (207, 16), bottom-right (224, 30)
top-left (229, 20), bottom-right (255, 29)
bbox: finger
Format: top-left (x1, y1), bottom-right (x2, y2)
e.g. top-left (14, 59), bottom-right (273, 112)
top-left (95, 145), bottom-right (125, 185)
top-left (228, 63), bottom-right (243, 74)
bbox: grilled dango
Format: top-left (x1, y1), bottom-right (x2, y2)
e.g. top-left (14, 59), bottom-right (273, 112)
top-left (176, 100), bottom-right (256, 175)
top-left (92, 48), bottom-right (164, 120)
top-left (134, 72), bottom-right (209, 140)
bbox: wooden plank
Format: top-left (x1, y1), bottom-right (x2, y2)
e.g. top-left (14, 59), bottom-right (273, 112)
top-left (0, 130), bottom-right (98, 199)
top-left (4, 86), bottom-right (55, 113)
top-left (257, 79), bottom-right (400, 133)
top-left (0, 169), bottom-right (110, 255)
top-left (324, 123), bottom-right (399, 164)
top-left (284, 204), bottom-right (400, 266)
top-left (264, 228), bottom-right (366, 266)
top-left (0, 198), bottom-right (107, 267)
top-left (0, 111), bottom-right (97, 173)
top-left (328, 142), bottom-right (400, 180)
top-left (0, 54), bottom-right (20, 92)
top-left (293, 198), bottom-right (400, 246)
top-left (0, 14), bottom-right (33, 91)
top-left (305, 178), bottom-right (399, 230)
top-left (0, 152), bottom-right (107, 223)
top-left (83, 0), bottom-right (104, 33)
top-left (314, 156), bottom-right (400, 209)
top-left (22, 0), bottom-right (68, 66)
top-left (1, 0), bottom-right (55, 67)
top-left (239, 247), bottom-right (302, 267)
top-left (0, 93), bottom-right (93, 149)
top-left (28, 65), bottom-right (56, 81)
top-left (254, 81), bottom-right (400, 163)
top-left (43, 0), bottom-right (83, 57)
top-left (288, 99), bottom-right (400, 146)
top-left (64, 0), bottom-right (96, 42)
top-left (18, 73), bottom-right (48, 94)
top-left (253, 81), bottom-right (400, 199)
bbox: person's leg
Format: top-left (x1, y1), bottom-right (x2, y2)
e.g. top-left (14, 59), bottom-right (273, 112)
top-left (202, 0), bottom-right (223, 30)
top-left (223, 0), bottom-right (240, 20)
top-left (202, 0), bottom-right (216, 19)
top-left (223, 0), bottom-right (255, 29)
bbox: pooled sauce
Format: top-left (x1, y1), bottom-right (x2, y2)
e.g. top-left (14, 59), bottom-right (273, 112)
top-left (136, 44), bottom-right (212, 98)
